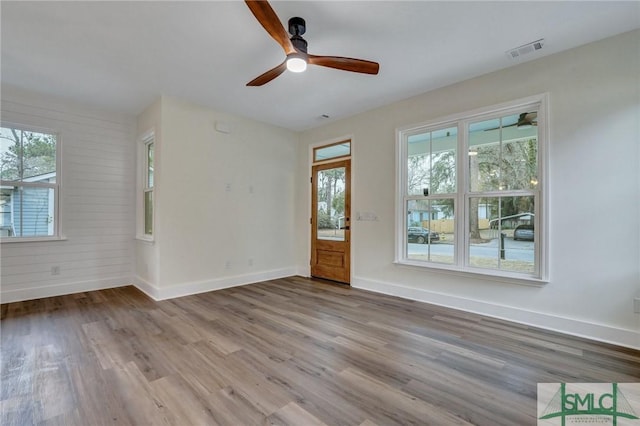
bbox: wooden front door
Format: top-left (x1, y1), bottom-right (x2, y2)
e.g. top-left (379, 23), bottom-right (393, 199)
top-left (311, 159), bottom-right (351, 283)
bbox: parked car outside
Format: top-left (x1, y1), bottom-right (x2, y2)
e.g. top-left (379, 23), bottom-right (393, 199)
top-left (513, 224), bottom-right (534, 241)
top-left (407, 227), bottom-right (440, 244)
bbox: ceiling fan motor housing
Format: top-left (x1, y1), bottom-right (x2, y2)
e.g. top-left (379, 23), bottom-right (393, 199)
top-left (288, 17), bottom-right (306, 35)
top-left (288, 17), bottom-right (308, 53)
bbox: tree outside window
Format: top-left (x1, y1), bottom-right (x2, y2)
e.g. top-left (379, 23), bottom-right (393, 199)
top-left (0, 126), bottom-right (58, 238)
top-left (398, 97), bottom-right (546, 281)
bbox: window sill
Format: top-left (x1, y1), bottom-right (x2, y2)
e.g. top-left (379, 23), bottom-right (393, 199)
top-left (394, 259), bottom-right (549, 287)
top-left (1, 235), bottom-right (67, 244)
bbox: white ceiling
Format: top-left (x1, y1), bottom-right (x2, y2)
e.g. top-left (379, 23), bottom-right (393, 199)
top-left (2, 1), bottom-right (638, 131)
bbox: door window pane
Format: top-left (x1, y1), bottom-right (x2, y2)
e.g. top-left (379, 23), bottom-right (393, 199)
top-left (314, 142), bottom-right (350, 162)
top-left (316, 167), bottom-right (346, 241)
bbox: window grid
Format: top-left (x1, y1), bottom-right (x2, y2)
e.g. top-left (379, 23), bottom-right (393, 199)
top-left (397, 97), bottom-right (546, 281)
top-left (143, 138), bottom-right (154, 237)
top-left (0, 125), bottom-right (59, 240)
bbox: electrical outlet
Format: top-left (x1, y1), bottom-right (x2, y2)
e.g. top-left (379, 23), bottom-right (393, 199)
top-left (634, 297), bottom-right (640, 314)
top-left (248, 258), bottom-right (253, 267)
top-left (225, 261), bottom-right (231, 270)
top-left (51, 266), bottom-right (60, 275)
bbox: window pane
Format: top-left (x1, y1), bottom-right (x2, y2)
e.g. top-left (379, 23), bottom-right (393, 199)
top-left (407, 199), bottom-right (454, 264)
top-left (147, 142), bottom-right (154, 188)
top-left (0, 127), bottom-right (21, 181)
top-left (502, 138), bottom-right (538, 190)
top-left (469, 196), bottom-right (535, 273)
top-left (21, 131), bottom-right (57, 180)
top-left (469, 112), bottom-right (538, 192)
top-left (0, 127), bottom-right (57, 182)
top-left (407, 127), bottom-right (456, 196)
top-left (316, 167), bottom-right (346, 241)
top-left (314, 142), bottom-right (350, 162)
top-left (144, 190), bottom-right (153, 235)
top-left (0, 188), bottom-right (14, 236)
top-left (0, 186), bottom-right (55, 237)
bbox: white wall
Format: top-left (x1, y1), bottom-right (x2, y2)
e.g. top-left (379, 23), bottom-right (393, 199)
top-left (297, 30), bottom-right (640, 349)
top-left (134, 96), bottom-right (299, 300)
top-left (1, 86), bottom-right (136, 302)
top-left (135, 97), bottom-right (162, 290)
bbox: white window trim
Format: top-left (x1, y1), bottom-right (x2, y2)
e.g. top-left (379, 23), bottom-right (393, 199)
top-left (136, 129), bottom-right (155, 242)
top-left (0, 122), bottom-right (62, 243)
top-left (395, 94), bottom-right (549, 284)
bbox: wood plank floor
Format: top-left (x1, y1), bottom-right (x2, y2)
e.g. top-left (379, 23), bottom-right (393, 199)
top-left (2, 276), bottom-right (639, 425)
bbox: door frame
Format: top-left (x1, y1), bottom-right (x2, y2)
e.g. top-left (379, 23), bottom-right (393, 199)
top-left (308, 136), bottom-right (353, 283)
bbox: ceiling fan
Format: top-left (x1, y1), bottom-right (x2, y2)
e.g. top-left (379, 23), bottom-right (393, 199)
top-left (514, 112), bottom-right (538, 128)
top-left (244, 0), bottom-right (380, 86)
top-left (485, 112), bottom-right (538, 131)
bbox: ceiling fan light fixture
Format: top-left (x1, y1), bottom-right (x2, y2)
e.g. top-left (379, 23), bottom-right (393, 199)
top-left (286, 53), bottom-right (307, 73)
top-left (244, 1), bottom-right (379, 86)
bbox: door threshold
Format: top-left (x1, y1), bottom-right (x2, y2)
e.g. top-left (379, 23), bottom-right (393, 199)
top-left (310, 276), bottom-right (351, 287)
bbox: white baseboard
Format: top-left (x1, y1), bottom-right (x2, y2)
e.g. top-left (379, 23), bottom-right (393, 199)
top-left (1, 276), bottom-right (132, 304)
top-left (352, 276), bottom-right (640, 350)
top-left (133, 267), bottom-right (297, 301)
top-left (296, 266), bottom-right (310, 278)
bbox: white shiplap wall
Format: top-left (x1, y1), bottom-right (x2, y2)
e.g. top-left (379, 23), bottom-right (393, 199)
top-left (1, 87), bottom-right (136, 302)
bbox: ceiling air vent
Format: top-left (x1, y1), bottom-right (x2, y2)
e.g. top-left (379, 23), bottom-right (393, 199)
top-left (507, 39), bottom-right (544, 59)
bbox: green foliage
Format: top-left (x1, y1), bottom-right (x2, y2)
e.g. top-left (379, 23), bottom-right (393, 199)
top-left (332, 191), bottom-right (345, 215)
top-left (0, 128), bottom-right (56, 181)
top-left (316, 167), bottom-right (346, 229)
top-left (408, 150), bottom-right (456, 195)
top-left (474, 138), bottom-right (537, 192)
top-left (317, 211), bottom-right (334, 229)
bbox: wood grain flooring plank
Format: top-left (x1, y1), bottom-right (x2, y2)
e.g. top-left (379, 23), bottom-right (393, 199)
top-left (256, 354), bottom-right (376, 425)
top-left (150, 374), bottom-right (221, 426)
top-left (2, 277), bottom-right (638, 426)
top-left (204, 385), bottom-right (266, 426)
top-left (266, 401), bottom-right (329, 426)
top-left (337, 367), bottom-right (473, 425)
top-left (67, 357), bottom-right (136, 426)
top-left (32, 344), bottom-right (76, 423)
top-left (109, 360), bottom-right (179, 426)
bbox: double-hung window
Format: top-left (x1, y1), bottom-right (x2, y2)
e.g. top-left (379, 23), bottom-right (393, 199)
top-left (0, 125), bottom-right (59, 240)
top-left (137, 132), bottom-right (154, 240)
top-left (397, 95), bottom-right (548, 282)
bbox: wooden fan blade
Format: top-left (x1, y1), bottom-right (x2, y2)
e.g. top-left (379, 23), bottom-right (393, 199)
top-left (247, 61), bottom-right (287, 86)
top-left (308, 55), bottom-right (379, 75)
top-left (518, 112), bottom-right (538, 126)
top-left (245, 1), bottom-right (295, 55)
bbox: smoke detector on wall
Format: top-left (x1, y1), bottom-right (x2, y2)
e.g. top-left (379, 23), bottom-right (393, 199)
top-left (506, 39), bottom-right (544, 59)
